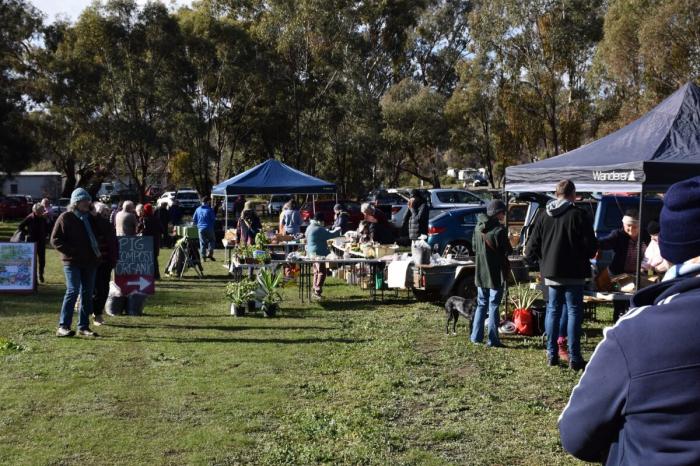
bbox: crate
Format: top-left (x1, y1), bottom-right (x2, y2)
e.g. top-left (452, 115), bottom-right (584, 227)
top-left (176, 225), bottom-right (199, 239)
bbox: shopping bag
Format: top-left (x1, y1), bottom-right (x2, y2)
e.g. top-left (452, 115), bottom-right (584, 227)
top-left (513, 308), bottom-right (534, 336)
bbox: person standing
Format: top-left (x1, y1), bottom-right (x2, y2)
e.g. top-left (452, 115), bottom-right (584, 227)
top-left (237, 201), bottom-right (262, 245)
top-left (305, 212), bottom-right (341, 299)
top-left (471, 200), bottom-right (512, 348)
top-left (279, 200), bottom-right (302, 236)
top-left (559, 175), bottom-right (700, 464)
top-left (193, 196), bottom-right (216, 261)
top-left (642, 220), bottom-right (669, 273)
top-left (331, 203), bottom-right (351, 234)
top-left (401, 189), bottom-right (429, 240)
top-left (598, 209), bottom-right (647, 275)
top-left (50, 188), bottom-right (101, 337)
top-left (91, 202), bottom-right (117, 326)
top-left (526, 179), bottom-right (597, 369)
top-left (169, 199), bottom-right (184, 227)
top-left (360, 203), bottom-right (394, 244)
top-left (156, 202), bottom-right (171, 247)
top-left (137, 203), bottom-right (162, 279)
top-left (115, 200), bottom-right (137, 236)
top-left (18, 203), bottom-right (49, 283)
top-left (41, 197), bottom-right (56, 230)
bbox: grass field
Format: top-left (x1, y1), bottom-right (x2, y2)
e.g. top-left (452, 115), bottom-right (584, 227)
top-left (0, 220), bottom-right (601, 465)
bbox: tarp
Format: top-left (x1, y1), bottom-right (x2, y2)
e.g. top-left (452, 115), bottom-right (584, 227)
top-left (211, 159), bottom-right (336, 195)
top-left (505, 82), bottom-right (700, 192)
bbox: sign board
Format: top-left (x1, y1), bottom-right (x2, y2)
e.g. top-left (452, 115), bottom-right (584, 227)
top-left (0, 242), bottom-right (36, 293)
top-left (115, 236), bottom-right (155, 295)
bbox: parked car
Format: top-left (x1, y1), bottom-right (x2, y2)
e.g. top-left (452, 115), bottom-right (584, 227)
top-left (300, 200), bottom-right (364, 230)
top-left (0, 195), bottom-right (32, 220)
top-left (389, 188), bottom-right (486, 230)
top-left (268, 194), bottom-right (293, 215)
top-left (158, 190), bottom-right (201, 213)
top-left (426, 206), bottom-right (487, 256)
top-left (49, 197), bottom-right (71, 217)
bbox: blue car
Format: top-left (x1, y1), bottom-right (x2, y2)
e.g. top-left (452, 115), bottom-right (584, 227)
top-left (427, 206), bottom-right (487, 256)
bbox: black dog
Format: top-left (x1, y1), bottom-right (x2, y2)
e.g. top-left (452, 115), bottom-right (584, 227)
top-left (445, 296), bottom-right (476, 335)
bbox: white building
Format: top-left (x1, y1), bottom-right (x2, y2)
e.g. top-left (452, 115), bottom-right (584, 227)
top-left (1, 172), bottom-right (63, 200)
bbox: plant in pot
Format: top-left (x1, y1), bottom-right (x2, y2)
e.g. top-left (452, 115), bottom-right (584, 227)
top-left (225, 279), bottom-right (256, 317)
top-left (257, 268), bottom-right (283, 317)
top-left (508, 275), bottom-right (541, 336)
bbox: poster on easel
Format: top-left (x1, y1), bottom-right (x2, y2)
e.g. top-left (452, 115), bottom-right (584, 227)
top-left (0, 242), bottom-right (36, 293)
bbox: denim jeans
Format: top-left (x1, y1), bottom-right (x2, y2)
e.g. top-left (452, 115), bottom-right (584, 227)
top-left (60, 265), bottom-right (97, 330)
top-left (546, 285), bottom-right (584, 362)
top-left (471, 287), bottom-right (503, 346)
top-left (199, 227), bottom-right (215, 258)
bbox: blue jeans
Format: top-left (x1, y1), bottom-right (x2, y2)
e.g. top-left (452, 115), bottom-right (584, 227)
top-left (546, 285), bottom-right (584, 362)
top-left (59, 265), bottom-right (97, 330)
top-left (471, 287), bottom-right (503, 346)
top-left (199, 228), bottom-right (215, 258)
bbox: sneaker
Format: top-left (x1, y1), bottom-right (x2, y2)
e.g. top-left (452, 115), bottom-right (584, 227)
top-left (488, 342), bottom-right (507, 348)
top-left (56, 327), bottom-right (75, 337)
top-left (208, 255), bottom-right (216, 261)
top-left (547, 355), bottom-right (559, 367)
top-left (105, 310), bottom-right (118, 317)
top-left (558, 340), bottom-right (569, 362)
top-left (569, 359), bottom-right (587, 371)
top-left (77, 328), bottom-right (98, 337)
top-left (311, 291), bottom-right (322, 300)
top-left (39, 273), bottom-right (45, 283)
top-left (93, 314), bottom-right (105, 326)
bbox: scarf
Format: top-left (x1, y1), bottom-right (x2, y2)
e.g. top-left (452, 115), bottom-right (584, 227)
top-left (74, 210), bottom-right (101, 258)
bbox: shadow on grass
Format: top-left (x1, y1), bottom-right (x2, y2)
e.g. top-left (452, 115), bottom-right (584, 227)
top-left (107, 322), bottom-right (336, 332)
top-left (106, 335), bottom-right (368, 345)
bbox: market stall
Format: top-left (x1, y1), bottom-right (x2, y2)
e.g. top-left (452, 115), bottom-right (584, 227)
top-left (505, 81), bottom-right (700, 290)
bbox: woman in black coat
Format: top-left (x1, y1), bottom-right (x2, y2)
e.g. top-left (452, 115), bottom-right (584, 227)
top-left (402, 190), bottom-right (429, 240)
top-left (18, 203), bottom-right (49, 282)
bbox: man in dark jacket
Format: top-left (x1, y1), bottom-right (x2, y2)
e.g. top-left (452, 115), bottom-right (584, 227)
top-left (526, 179), bottom-right (597, 369)
top-left (361, 203), bottom-right (394, 244)
top-left (598, 209), bottom-right (647, 275)
top-left (331, 204), bottom-right (351, 234)
top-left (50, 188), bottom-right (101, 338)
top-left (401, 189), bottom-right (429, 241)
top-left (559, 175), bottom-right (700, 465)
top-left (18, 203), bottom-right (48, 283)
top-left (156, 202), bottom-right (170, 247)
top-left (91, 202), bottom-right (118, 326)
top-left (471, 200), bottom-right (512, 347)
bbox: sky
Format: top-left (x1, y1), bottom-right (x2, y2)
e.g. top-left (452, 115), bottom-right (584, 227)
top-left (30, 0), bottom-right (194, 23)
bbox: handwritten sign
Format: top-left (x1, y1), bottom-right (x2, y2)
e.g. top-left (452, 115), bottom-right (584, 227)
top-left (0, 242), bottom-right (36, 293)
top-left (115, 236), bottom-right (155, 295)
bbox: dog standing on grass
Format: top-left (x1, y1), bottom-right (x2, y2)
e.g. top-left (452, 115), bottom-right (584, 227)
top-left (444, 296), bottom-right (476, 335)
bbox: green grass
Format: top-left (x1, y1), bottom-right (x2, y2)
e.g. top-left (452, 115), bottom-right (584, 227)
top-left (0, 238), bottom-right (604, 465)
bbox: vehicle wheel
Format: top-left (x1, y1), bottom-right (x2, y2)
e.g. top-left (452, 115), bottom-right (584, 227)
top-left (448, 241), bottom-right (473, 258)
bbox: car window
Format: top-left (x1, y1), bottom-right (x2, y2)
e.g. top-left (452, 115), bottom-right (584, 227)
top-left (462, 212), bottom-right (479, 223)
top-left (177, 192), bottom-right (199, 200)
top-left (435, 191), bottom-right (481, 204)
top-left (508, 205), bottom-right (527, 223)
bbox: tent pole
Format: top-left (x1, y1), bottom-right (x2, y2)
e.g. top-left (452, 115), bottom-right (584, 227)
top-left (313, 194), bottom-right (316, 216)
top-left (635, 188), bottom-right (645, 291)
top-left (503, 185), bottom-right (509, 318)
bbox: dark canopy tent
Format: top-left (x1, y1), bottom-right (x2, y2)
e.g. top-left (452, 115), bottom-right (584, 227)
top-left (211, 159), bottom-right (336, 195)
top-left (505, 82), bottom-right (700, 193)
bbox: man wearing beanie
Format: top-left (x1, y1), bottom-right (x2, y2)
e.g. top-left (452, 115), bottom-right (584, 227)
top-left (559, 175), bottom-right (700, 465)
top-left (526, 179), bottom-right (597, 369)
top-left (50, 188), bottom-right (100, 337)
top-left (470, 199), bottom-right (511, 347)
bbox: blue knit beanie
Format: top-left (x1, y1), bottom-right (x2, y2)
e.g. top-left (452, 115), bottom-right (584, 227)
top-left (659, 176), bottom-right (700, 264)
top-left (70, 188), bottom-right (92, 205)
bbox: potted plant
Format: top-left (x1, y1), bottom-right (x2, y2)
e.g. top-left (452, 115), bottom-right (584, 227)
top-left (257, 268), bottom-right (283, 317)
top-left (508, 275), bottom-right (541, 336)
top-left (225, 279), bottom-right (256, 317)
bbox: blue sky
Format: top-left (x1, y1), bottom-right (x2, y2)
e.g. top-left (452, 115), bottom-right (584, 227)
top-left (30, 0), bottom-right (193, 22)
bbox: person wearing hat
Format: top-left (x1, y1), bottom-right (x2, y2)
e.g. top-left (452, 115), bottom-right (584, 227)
top-left (50, 188), bottom-right (101, 337)
top-left (470, 198), bottom-right (512, 347)
top-left (401, 189), bottom-right (429, 241)
top-left (641, 220), bottom-right (669, 274)
top-left (237, 200), bottom-right (262, 245)
top-left (331, 203), bottom-right (350, 234)
top-left (598, 209), bottom-right (648, 275)
top-left (559, 175), bottom-right (700, 465)
top-left (525, 179), bottom-right (597, 369)
top-left (305, 212), bottom-right (341, 299)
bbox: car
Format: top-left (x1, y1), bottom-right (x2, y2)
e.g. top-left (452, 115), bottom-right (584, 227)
top-left (300, 200), bottom-right (364, 230)
top-left (158, 190), bottom-right (201, 213)
top-left (388, 188), bottom-right (486, 230)
top-left (268, 194), bottom-right (293, 215)
top-left (426, 206), bottom-right (487, 256)
top-left (0, 195), bottom-right (32, 220)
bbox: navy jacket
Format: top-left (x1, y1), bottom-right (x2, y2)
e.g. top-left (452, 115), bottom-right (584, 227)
top-left (598, 229), bottom-right (647, 275)
top-left (559, 275), bottom-right (700, 465)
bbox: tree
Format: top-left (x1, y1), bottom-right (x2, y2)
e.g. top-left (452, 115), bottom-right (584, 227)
top-left (381, 79), bottom-right (449, 187)
top-left (0, 0), bottom-right (42, 176)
